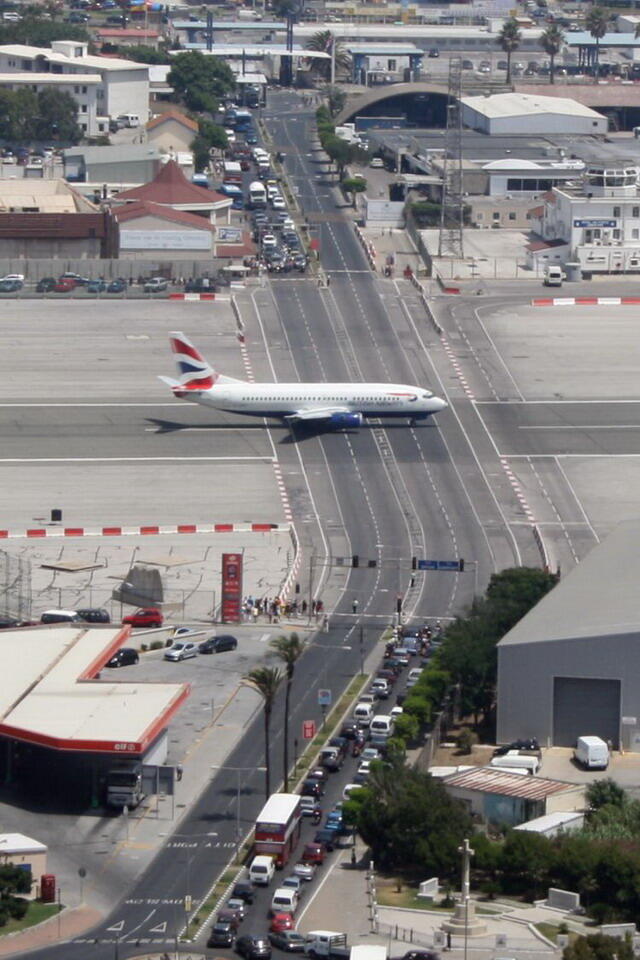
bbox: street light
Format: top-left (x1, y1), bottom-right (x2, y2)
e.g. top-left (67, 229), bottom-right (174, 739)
top-left (210, 765), bottom-right (267, 852)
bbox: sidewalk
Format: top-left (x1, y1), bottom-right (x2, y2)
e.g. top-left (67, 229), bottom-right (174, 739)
top-left (360, 227), bottom-right (424, 278)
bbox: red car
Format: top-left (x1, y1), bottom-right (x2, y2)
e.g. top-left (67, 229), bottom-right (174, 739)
top-left (54, 277), bottom-right (75, 293)
top-left (122, 607), bottom-right (163, 628)
top-left (270, 913), bottom-right (294, 934)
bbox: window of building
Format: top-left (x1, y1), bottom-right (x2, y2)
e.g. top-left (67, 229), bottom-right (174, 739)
top-left (74, 85), bottom-right (79, 93)
top-left (613, 228), bottom-right (621, 239)
top-left (82, 85), bottom-right (87, 93)
top-left (476, 212), bottom-right (484, 220)
top-left (21, 60), bottom-right (31, 70)
top-left (492, 211), bottom-right (500, 221)
top-left (613, 206), bottom-right (621, 218)
top-left (633, 229), bottom-right (639, 240)
top-left (81, 104), bottom-right (87, 112)
top-left (509, 212), bottom-right (516, 221)
top-left (634, 207), bottom-right (640, 218)
top-left (7, 59), bottom-right (15, 66)
top-left (388, 59), bottom-right (396, 71)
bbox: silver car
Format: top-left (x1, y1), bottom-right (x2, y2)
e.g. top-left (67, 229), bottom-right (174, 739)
top-left (164, 641), bottom-right (198, 661)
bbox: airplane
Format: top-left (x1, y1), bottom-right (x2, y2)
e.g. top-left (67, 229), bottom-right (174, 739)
top-left (160, 331), bottom-right (447, 428)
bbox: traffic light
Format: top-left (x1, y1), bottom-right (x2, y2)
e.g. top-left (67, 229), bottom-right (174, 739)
top-left (459, 558), bottom-right (465, 572)
top-left (396, 595), bottom-right (403, 614)
top-left (367, 560), bottom-right (377, 568)
top-left (412, 556), bottom-right (417, 570)
top-left (295, 582), bottom-right (300, 594)
top-left (352, 555), bottom-right (359, 568)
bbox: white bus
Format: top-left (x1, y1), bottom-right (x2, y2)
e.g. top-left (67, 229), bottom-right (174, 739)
top-left (249, 180), bottom-right (267, 208)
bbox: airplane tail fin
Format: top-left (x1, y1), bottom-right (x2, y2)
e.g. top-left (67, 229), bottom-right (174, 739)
top-left (168, 331), bottom-right (243, 390)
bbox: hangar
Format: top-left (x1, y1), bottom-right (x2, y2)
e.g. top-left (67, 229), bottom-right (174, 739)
top-left (0, 624), bottom-right (189, 808)
top-left (497, 522), bottom-right (640, 753)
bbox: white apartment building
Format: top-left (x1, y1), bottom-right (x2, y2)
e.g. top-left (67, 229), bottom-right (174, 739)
top-left (0, 72), bottom-right (102, 136)
top-left (0, 41), bottom-right (149, 128)
top-left (528, 162), bottom-right (640, 274)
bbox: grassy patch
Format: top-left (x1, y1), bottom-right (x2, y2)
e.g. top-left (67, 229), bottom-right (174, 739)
top-left (0, 901), bottom-right (59, 936)
top-left (376, 880), bottom-right (499, 914)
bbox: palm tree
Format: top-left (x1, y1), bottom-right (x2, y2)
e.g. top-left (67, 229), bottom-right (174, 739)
top-left (270, 633), bottom-right (305, 791)
top-left (243, 666), bottom-right (283, 798)
top-left (496, 18), bottom-right (522, 85)
top-left (306, 30), bottom-right (351, 82)
top-left (540, 24), bottom-right (565, 84)
top-left (585, 7), bottom-right (608, 82)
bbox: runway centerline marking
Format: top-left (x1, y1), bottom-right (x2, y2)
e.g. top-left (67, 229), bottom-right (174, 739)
top-left (520, 425), bottom-right (640, 430)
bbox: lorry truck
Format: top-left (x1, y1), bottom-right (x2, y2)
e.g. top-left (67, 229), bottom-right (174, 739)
top-left (304, 931), bottom-right (349, 958)
top-left (106, 764), bottom-right (145, 808)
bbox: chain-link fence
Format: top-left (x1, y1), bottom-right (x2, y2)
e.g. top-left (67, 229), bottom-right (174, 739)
top-left (0, 547), bottom-right (32, 621)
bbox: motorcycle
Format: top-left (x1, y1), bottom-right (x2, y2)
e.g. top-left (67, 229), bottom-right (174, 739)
top-left (312, 808), bottom-right (322, 825)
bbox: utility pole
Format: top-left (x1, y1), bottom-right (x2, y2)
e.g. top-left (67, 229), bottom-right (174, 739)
top-left (438, 57), bottom-right (464, 259)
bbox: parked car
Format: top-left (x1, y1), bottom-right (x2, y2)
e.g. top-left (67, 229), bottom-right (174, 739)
top-left (199, 634), bottom-right (238, 654)
top-left (86, 279), bottom-right (106, 293)
top-left (164, 641), bottom-right (198, 661)
top-left (428, 47), bottom-right (439, 57)
top-left (369, 157), bottom-right (384, 168)
top-left (208, 920), bottom-right (237, 948)
top-left (60, 271), bottom-right (89, 285)
top-left (122, 607), bottom-right (163, 628)
top-left (107, 278), bottom-right (126, 293)
top-left (0, 278), bottom-right (23, 292)
top-left (268, 930), bottom-right (305, 951)
top-left (299, 796), bottom-right (321, 817)
top-left (301, 778), bottom-right (323, 798)
top-left (144, 277), bottom-right (169, 293)
top-left (313, 828), bottom-right (336, 851)
top-left (236, 935), bottom-right (272, 959)
top-left (36, 277), bottom-right (56, 292)
top-left (77, 607), bottom-right (111, 623)
top-left (106, 647), bottom-right (139, 668)
top-left (281, 875), bottom-right (304, 895)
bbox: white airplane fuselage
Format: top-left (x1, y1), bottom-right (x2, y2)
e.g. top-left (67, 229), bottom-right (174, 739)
top-left (176, 381), bottom-right (447, 421)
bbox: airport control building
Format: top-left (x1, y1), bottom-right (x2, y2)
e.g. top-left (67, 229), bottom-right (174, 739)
top-left (497, 522), bottom-right (640, 752)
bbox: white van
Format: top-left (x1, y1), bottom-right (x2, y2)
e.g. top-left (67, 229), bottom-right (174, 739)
top-left (271, 886), bottom-right (298, 914)
top-left (370, 715), bottom-right (395, 738)
top-left (490, 752), bottom-right (540, 775)
top-left (353, 702), bottom-right (374, 727)
top-left (574, 735), bottom-right (609, 770)
top-left (117, 113), bottom-right (141, 128)
top-left (249, 854), bottom-right (275, 885)
top-left (543, 264), bottom-right (564, 286)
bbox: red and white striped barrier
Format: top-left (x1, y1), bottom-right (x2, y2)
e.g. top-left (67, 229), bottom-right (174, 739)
top-left (0, 522), bottom-right (291, 540)
top-left (532, 296), bottom-right (640, 307)
top-left (168, 293), bottom-right (216, 301)
top-left (354, 224), bottom-right (377, 271)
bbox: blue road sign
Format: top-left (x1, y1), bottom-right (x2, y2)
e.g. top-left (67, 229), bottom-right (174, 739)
top-left (417, 559), bottom-right (462, 571)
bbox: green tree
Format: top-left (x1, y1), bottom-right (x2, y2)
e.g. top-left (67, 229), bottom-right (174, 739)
top-left (342, 177), bottom-right (366, 208)
top-left (243, 666), bottom-right (283, 798)
top-left (191, 119), bottom-right (228, 172)
top-left (564, 934), bottom-right (635, 960)
top-left (271, 0), bottom-right (298, 17)
top-left (500, 831), bottom-right (555, 898)
top-left (586, 778), bottom-right (626, 813)
top-left (0, 18), bottom-right (88, 45)
top-left (496, 17), bottom-right (522, 85)
top-left (269, 632), bottom-right (304, 792)
top-left (350, 761), bottom-right (473, 877)
top-left (35, 88), bottom-right (82, 142)
top-left (540, 24), bottom-right (565, 84)
top-left (324, 134), bottom-right (352, 179)
top-left (120, 44), bottom-right (171, 64)
top-left (168, 51), bottom-right (235, 116)
top-left (585, 7), bottom-right (608, 82)
top-left (305, 32), bottom-right (351, 82)
top-left (326, 84), bottom-right (347, 118)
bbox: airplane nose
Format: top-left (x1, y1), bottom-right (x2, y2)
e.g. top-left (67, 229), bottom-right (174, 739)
top-left (433, 397), bottom-right (448, 412)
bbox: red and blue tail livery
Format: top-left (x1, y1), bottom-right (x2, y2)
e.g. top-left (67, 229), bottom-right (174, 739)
top-left (169, 333), bottom-right (216, 389)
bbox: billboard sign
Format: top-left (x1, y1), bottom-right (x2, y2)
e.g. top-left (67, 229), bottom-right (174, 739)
top-left (221, 553), bottom-right (243, 623)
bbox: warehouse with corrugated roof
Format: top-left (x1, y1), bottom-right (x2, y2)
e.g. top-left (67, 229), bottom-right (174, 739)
top-left (497, 522), bottom-right (640, 753)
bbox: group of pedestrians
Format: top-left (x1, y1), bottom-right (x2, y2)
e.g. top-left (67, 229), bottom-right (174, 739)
top-left (242, 595), bottom-right (325, 622)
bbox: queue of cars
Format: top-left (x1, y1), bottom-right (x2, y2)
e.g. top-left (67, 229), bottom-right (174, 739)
top-left (204, 623), bottom-right (436, 957)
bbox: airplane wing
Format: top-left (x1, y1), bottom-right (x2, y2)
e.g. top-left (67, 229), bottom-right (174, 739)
top-left (286, 408), bottom-right (363, 426)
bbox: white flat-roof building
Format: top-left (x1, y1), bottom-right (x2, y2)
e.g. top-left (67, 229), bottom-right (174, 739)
top-left (461, 92), bottom-right (608, 137)
top-left (0, 834), bottom-right (47, 897)
top-left (0, 41), bottom-right (149, 124)
top-left (527, 161), bottom-right (640, 274)
top-left (0, 72), bottom-right (104, 137)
